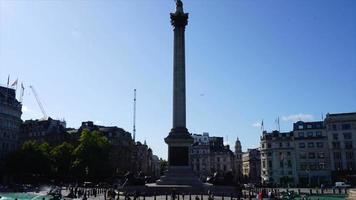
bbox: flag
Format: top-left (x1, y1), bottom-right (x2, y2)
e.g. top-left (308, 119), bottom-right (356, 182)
top-left (261, 120), bottom-right (264, 131)
top-left (7, 75), bottom-right (10, 86)
top-left (11, 79), bottom-right (18, 87)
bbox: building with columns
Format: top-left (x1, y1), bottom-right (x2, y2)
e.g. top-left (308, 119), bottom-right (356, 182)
top-left (0, 86), bottom-right (22, 182)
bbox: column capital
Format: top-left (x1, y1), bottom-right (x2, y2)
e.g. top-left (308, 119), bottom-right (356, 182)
top-left (170, 12), bottom-right (188, 27)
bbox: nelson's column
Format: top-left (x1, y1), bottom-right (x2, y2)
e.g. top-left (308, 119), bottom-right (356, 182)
top-left (157, 0), bottom-right (201, 186)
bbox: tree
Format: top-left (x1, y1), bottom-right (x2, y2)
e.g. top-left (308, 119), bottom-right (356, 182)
top-left (73, 129), bottom-right (111, 181)
top-left (50, 142), bottom-right (75, 181)
top-left (5, 140), bottom-right (52, 183)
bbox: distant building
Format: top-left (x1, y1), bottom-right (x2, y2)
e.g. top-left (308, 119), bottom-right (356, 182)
top-left (151, 155), bottom-right (161, 179)
top-left (234, 137), bottom-right (243, 183)
top-left (242, 148), bottom-right (261, 184)
top-left (78, 121), bottom-right (135, 175)
top-left (260, 131), bottom-right (297, 186)
top-left (20, 117), bottom-right (66, 145)
top-left (0, 86), bottom-right (22, 161)
top-left (293, 121), bottom-right (331, 186)
top-left (190, 134), bottom-right (234, 180)
top-left (135, 141), bottom-right (153, 175)
top-left (192, 132), bottom-right (209, 145)
top-left (325, 112), bottom-right (356, 184)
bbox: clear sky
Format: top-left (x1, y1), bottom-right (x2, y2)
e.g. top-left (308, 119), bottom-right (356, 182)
top-left (1, 0), bottom-right (355, 159)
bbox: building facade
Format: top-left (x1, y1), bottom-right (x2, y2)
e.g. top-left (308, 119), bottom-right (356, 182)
top-left (20, 117), bottom-right (66, 145)
top-left (325, 112), bottom-right (356, 183)
top-left (0, 86), bottom-right (22, 182)
top-left (242, 148), bottom-right (261, 184)
top-left (260, 131), bottom-right (297, 186)
top-left (190, 133), bottom-right (234, 181)
top-left (0, 86), bottom-right (22, 161)
top-left (293, 121), bottom-right (331, 186)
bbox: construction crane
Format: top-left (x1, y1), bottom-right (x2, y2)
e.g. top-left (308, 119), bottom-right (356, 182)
top-left (133, 89), bottom-right (137, 142)
top-left (29, 85), bottom-right (48, 119)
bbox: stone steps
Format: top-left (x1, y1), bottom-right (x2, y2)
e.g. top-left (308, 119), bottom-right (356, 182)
top-left (348, 189), bottom-right (356, 200)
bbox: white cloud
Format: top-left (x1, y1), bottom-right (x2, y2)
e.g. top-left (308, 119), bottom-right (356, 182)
top-left (252, 122), bottom-right (261, 128)
top-left (95, 120), bottom-right (102, 124)
top-left (281, 113), bottom-right (314, 122)
top-left (22, 105), bottom-right (30, 113)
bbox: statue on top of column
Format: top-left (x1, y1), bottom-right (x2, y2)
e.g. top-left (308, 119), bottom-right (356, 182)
top-left (176, 0), bottom-right (184, 13)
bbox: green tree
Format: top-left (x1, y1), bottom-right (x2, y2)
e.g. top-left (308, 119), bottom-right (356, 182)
top-left (5, 141), bottom-right (52, 183)
top-left (50, 142), bottom-right (75, 181)
top-left (73, 129), bottom-right (111, 181)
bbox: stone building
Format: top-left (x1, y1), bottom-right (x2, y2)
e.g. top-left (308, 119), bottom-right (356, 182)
top-left (190, 134), bottom-right (234, 181)
top-left (324, 112), bottom-right (356, 184)
top-left (234, 137), bottom-right (243, 183)
top-left (78, 121), bottom-right (136, 175)
top-left (0, 85), bottom-right (22, 166)
top-left (20, 117), bottom-right (66, 145)
top-left (293, 121), bottom-right (331, 186)
top-left (260, 131), bottom-right (297, 186)
top-left (242, 148), bottom-right (261, 184)
top-left (135, 141), bottom-right (153, 175)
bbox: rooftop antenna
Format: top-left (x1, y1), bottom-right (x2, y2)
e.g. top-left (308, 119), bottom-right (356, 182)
top-left (133, 89), bottom-right (137, 142)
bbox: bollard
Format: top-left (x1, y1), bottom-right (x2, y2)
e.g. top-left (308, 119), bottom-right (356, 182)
top-left (178, 194), bottom-right (180, 200)
top-left (201, 193), bottom-right (203, 200)
top-left (222, 194), bottom-right (224, 200)
top-left (333, 188), bottom-right (335, 194)
top-left (310, 188), bottom-right (312, 195)
top-left (298, 189), bottom-right (301, 195)
top-left (321, 188), bottom-right (324, 194)
top-left (230, 193), bottom-right (233, 200)
top-left (189, 194), bottom-right (191, 200)
top-left (154, 193), bottom-right (156, 200)
top-left (166, 193), bottom-right (168, 200)
top-left (338, 188), bottom-right (341, 194)
top-left (345, 188), bottom-right (348, 194)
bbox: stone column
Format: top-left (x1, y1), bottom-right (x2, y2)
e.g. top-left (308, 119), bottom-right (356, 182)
top-left (165, 0), bottom-right (193, 167)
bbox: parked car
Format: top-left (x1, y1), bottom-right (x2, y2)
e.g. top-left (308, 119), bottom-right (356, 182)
top-left (334, 182), bottom-right (351, 188)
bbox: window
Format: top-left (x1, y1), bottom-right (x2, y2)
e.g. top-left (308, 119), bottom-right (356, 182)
top-left (267, 143), bottom-right (271, 148)
top-left (262, 144), bottom-right (265, 148)
top-left (308, 152), bottom-right (315, 159)
top-left (342, 124), bottom-right (351, 130)
top-left (287, 151), bottom-right (291, 156)
top-left (343, 132), bottom-right (352, 140)
top-left (346, 152), bottom-right (354, 160)
top-left (287, 160), bottom-right (292, 168)
top-left (317, 142), bottom-right (324, 148)
top-left (316, 131), bottom-right (322, 137)
top-left (345, 141), bottom-right (353, 149)
top-left (280, 161), bottom-right (284, 168)
top-left (300, 152), bottom-right (307, 159)
top-left (307, 124), bottom-right (312, 129)
top-left (318, 152), bottom-right (325, 158)
top-left (279, 143), bottom-right (283, 148)
top-left (307, 132), bottom-right (313, 137)
top-left (268, 161), bottom-right (273, 168)
top-left (333, 133), bottom-right (338, 140)
top-left (332, 124), bottom-right (337, 131)
top-left (334, 152), bottom-right (342, 160)
top-left (298, 132), bottom-right (305, 137)
top-left (267, 152), bottom-right (272, 157)
top-left (308, 142), bottom-right (314, 148)
top-left (332, 142), bottom-right (340, 149)
top-left (287, 142), bottom-right (290, 147)
top-left (299, 143), bottom-right (305, 148)
top-left (298, 125), bottom-right (303, 130)
top-left (262, 160), bottom-right (266, 168)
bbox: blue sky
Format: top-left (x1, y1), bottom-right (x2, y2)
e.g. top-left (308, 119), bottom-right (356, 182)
top-left (1, 0), bottom-right (355, 159)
